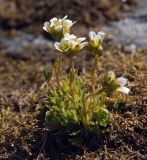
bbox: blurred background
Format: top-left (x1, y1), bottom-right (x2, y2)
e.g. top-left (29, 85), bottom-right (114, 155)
top-left (0, 0), bottom-right (147, 57)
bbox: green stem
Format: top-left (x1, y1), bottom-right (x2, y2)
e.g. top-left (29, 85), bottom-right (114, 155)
top-left (91, 55), bottom-right (99, 99)
top-left (82, 95), bottom-right (89, 127)
top-left (82, 88), bottom-right (104, 128)
top-left (55, 54), bottom-right (62, 88)
top-left (84, 88), bottom-right (104, 103)
top-left (69, 58), bottom-right (75, 98)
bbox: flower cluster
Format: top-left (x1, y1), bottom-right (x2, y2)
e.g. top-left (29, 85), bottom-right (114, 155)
top-left (43, 15), bottom-right (106, 58)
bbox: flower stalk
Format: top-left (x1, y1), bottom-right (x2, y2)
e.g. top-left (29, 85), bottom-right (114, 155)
top-left (91, 54), bottom-right (99, 96)
top-left (54, 54), bottom-right (62, 88)
top-left (82, 95), bottom-right (89, 127)
top-left (69, 57), bottom-right (76, 98)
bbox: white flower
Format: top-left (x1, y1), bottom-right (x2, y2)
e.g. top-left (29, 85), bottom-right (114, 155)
top-left (102, 71), bottom-right (130, 94)
top-left (62, 17), bottom-right (76, 32)
top-left (54, 33), bottom-right (87, 57)
top-left (43, 16), bottom-right (76, 40)
top-left (87, 31), bottom-right (106, 56)
top-left (89, 31), bottom-right (106, 42)
top-left (116, 77), bottom-right (130, 94)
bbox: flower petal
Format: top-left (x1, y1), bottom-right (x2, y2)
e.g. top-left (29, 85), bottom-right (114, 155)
top-left (77, 37), bottom-right (86, 42)
top-left (63, 19), bottom-right (73, 26)
top-left (64, 33), bottom-right (77, 40)
top-left (89, 31), bottom-right (96, 40)
top-left (117, 77), bottom-right (128, 87)
top-left (117, 87), bottom-right (130, 94)
top-left (98, 31), bottom-right (106, 40)
top-left (54, 42), bottom-right (61, 51)
top-left (50, 17), bottom-right (58, 23)
top-left (43, 22), bottom-right (50, 32)
top-left (43, 27), bottom-right (47, 32)
top-left (62, 15), bottom-right (68, 21)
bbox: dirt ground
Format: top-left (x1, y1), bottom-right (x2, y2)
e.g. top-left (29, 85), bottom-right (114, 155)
top-left (0, 46), bottom-right (146, 159)
top-left (0, 0), bottom-right (147, 160)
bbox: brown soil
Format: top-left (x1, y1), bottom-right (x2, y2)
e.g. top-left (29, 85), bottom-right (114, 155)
top-left (0, 45), bottom-right (147, 159)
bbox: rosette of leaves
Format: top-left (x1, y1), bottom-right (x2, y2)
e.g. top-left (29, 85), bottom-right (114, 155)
top-left (46, 76), bottom-right (84, 130)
